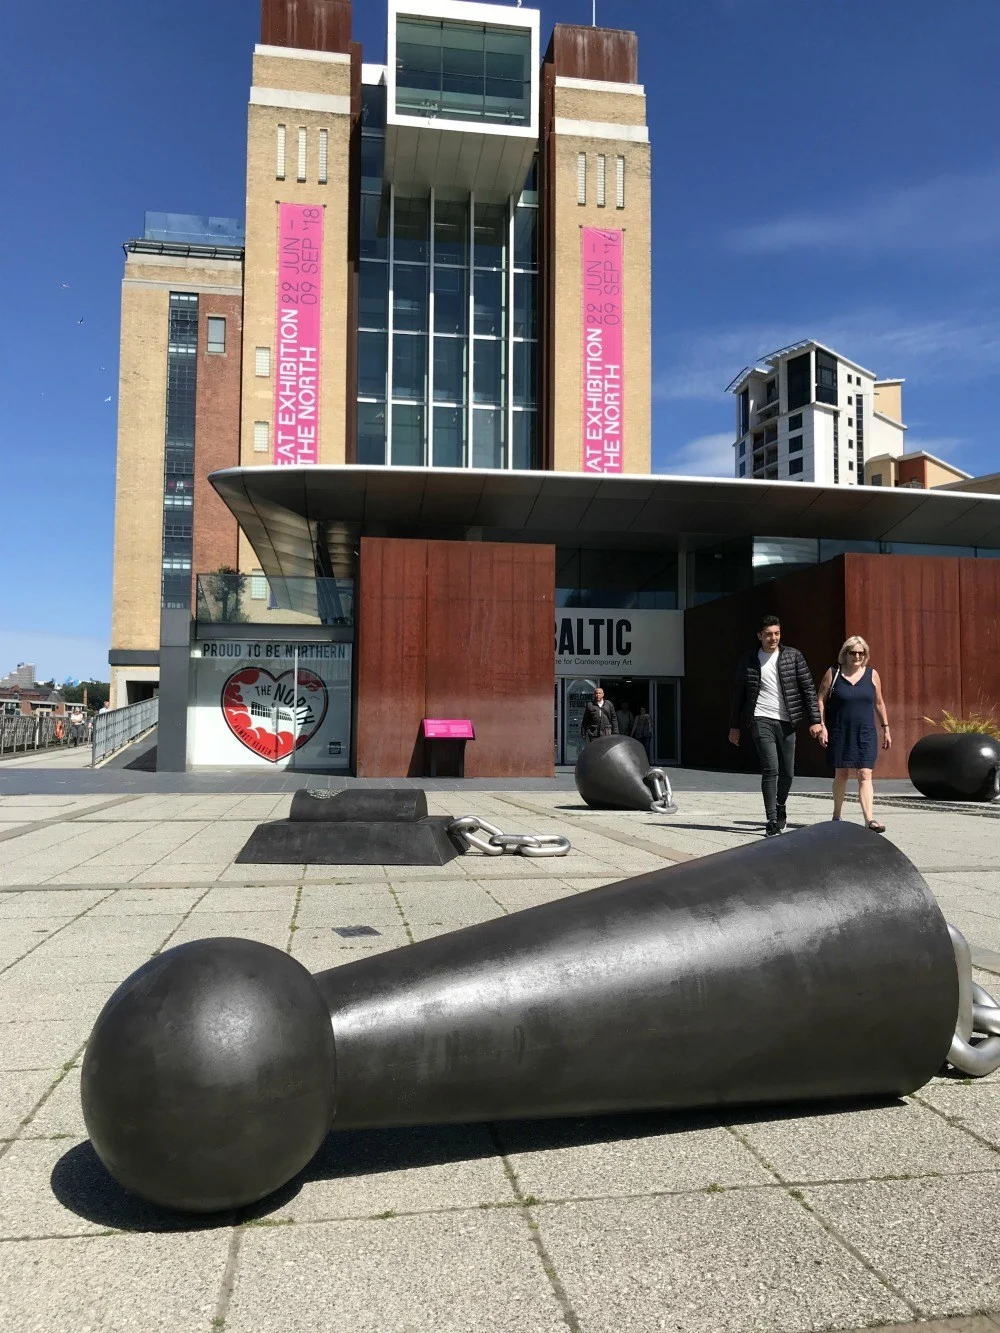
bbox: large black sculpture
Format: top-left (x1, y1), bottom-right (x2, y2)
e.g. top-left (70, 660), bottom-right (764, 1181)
top-left (236, 788), bottom-right (462, 865)
top-left (82, 823), bottom-right (980, 1213)
top-left (908, 733), bottom-right (1000, 803)
top-left (575, 734), bottom-right (677, 812)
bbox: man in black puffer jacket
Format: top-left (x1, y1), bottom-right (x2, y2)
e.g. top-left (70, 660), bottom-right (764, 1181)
top-left (728, 614), bottom-right (822, 838)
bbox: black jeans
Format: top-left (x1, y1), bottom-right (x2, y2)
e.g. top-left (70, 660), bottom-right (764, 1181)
top-left (750, 718), bottom-right (796, 823)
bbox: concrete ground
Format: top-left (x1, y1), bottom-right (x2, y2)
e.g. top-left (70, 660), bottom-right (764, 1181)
top-left (1, 775), bottom-right (999, 1333)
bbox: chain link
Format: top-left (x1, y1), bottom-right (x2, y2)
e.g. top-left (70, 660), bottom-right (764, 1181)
top-left (644, 768), bottom-right (677, 814)
top-left (448, 816), bottom-right (571, 858)
top-left (948, 924), bottom-right (1000, 1076)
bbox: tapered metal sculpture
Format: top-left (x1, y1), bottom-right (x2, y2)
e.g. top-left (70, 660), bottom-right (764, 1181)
top-left (81, 823), bottom-right (993, 1214)
top-left (908, 733), bottom-right (1000, 803)
top-left (575, 734), bottom-right (677, 812)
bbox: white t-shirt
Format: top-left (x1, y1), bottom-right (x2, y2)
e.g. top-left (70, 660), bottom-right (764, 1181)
top-left (754, 648), bottom-right (790, 722)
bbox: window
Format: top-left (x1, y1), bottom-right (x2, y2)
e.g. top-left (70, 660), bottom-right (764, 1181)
top-left (870, 474), bottom-right (883, 486)
top-left (764, 378), bottom-right (778, 406)
top-left (253, 421), bottom-right (269, 453)
top-left (616, 155), bottom-right (625, 208)
top-left (847, 396), bottom-right (853, 406)
top-left (739, 440), bottom-right (746, 458)
top-left (787, 353), bottom-right (811, 412)
top-left (848, 459), bottom-right (855, 472)
top-left (847, 418), bottom-right (853, 427)
top-left (577, 153), bottom-right (587, 205)
top-left (739, 387), bottom-right (750, 437)
top-left (206, 317), bottom-right (226, 353)
top-left (833, 412), bottom-right (840, 483)
top-left (788, 434), bottom-right (803, 453)
top-left (596, 154), bottom-right (606, 207)
top-left (846, 374), bottom-right (853, 384)
top-left (856, 394), bottom-right (865, 480)
top-left (787, 412), bottom-right (802, 431)
top-left (276, 124), bottom-right (286, 180)
top-left (394, 18), bottom-right (532, 127)
top-left (255, 347), bottom-right (271, 377)
top-left (789, 457), bottom-right (804, 476)
top-left (318, 128), bottom-right (328, 185)
top-left (815, 349), bottom-right (838, 406)
top-left (250, 572), bottom-right (268, 600)
top-left (297, 127), bottom-right (307, 182)
top-left (764, 423), bottom-right (777, 445)
top-left (739, 461), bottom-right (746, 477)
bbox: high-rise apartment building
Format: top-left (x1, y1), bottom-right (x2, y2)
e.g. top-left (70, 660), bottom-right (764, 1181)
top-left (728, 341), bottom-right (906, 487)
top-left (108, 0), bottom-right (651, 705)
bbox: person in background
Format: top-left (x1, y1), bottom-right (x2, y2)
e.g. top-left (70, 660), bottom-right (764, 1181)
top-left (68, 706), bottom-right (85, 746)
top-left (581, 687), bottom-right (618, 744)
top-left (817, 635), bottom-right (891, 832)
top-left (631, 705), bottom-right (653, 762)
top-left (616, 699), bottom-right (634, 739)
top-left (729, 614), bottom-right (823, 837)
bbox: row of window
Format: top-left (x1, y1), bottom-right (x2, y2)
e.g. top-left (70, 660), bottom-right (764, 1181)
top-left (577, 153), bottom-right (626, 208)
top-left (162, 294), bottom-right (199, 609)
top-left (276, 124), bottom-right (329, 184)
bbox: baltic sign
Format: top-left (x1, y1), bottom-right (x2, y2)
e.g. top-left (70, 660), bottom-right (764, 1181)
top-left (555, 609), bottom-right (684, 677)
top-left (581, 228), bottom-right (624, 474)
top-left (274, 203), bottom-right (323, 465)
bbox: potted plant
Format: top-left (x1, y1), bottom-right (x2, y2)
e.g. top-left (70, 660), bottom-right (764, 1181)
top-left (908, 709), bottom-right (1000, 802)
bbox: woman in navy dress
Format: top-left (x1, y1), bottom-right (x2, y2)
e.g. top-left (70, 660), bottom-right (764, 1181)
top-left (817, 636), bottom-right (892, 832)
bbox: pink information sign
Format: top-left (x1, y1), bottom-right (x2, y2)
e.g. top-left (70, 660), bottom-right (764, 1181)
top-left (581, 228), bottom-right (624, 474)
top-left (423, 719), bottom-right (475, 740)
top-left (274, 203), bottom-right (323, 465)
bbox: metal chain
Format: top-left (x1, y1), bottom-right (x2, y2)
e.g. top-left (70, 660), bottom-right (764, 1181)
top-left (644, 768), bottom-right (677, 815)
top-left (448, 816), bottom-right (571, 858)
top-left (948, 924), bottom-right (1000, 1076)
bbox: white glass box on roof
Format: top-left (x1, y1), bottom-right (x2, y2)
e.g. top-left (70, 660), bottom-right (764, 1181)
top-left (385, 0), bottom-right (540, 201)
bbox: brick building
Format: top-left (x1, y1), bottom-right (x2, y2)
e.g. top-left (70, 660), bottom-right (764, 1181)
top-left (109, 0), bottom-right (651, 707)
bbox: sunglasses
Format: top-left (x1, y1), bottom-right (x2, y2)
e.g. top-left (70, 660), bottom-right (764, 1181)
top-left (848, 649), bottom-right (866, 657)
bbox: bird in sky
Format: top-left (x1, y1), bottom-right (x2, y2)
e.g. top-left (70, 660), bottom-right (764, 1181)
top-left (104, 396), bottom-right (113, 403)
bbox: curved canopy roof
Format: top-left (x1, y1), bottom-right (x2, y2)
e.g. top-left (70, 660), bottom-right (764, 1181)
top-left (209, 465), bottom-right (1000, 583)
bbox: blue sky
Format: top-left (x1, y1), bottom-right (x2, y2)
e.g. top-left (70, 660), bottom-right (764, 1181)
top-left (2, 0), bottom-right (997, 681)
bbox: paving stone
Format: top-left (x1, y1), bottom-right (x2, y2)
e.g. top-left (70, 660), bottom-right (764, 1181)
top-left (913, 1083), bottom-right (1000, 1147)
top-left (732, 1097), bottom-right (1000, 1182)
top-left (84, 888), bottom-right (206, 916)
top-left (192, 885), bottom-right (298, 914)
top-left (497, 1111), bottom-right (772, 1200)
top-left (0, 1231), bottom-right (231, 1331)
top-left (0, 890), bottom-right (106, 919)
top-left (539, 1188), bottom-right (910, 1333)
top-left (23, 1066), bottom-right (86, 1138)
top-left (0, 1020), bottom-right (91, 1071)
top-left (225, 1209), bottom-right (566, 1333)
top-left (0, 1067), bottom-right (61, 1138)
top-left (264, 1123), bottom-right (511, 1221)
top-left (33, 915), bottom-right (182, 957)
top-left (805, 1174), bottom-right (1000, 1317)
top-left (4, 951), bottom-right (153, 987)
top-left (167, 911), bottom-right (292, 950)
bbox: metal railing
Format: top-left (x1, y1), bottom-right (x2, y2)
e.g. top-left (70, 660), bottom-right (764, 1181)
top-left (92, 697), bottom-right (159, 767)
top-left (0, 712), bottom-right (63, 756)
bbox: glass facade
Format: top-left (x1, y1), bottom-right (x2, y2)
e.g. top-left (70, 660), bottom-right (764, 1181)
top-left (395, 19), bottom-right (532, 126)
top-left (162, 293), bottom-right (198, 608)
top-left (357, 84), bottom-right (538, 469)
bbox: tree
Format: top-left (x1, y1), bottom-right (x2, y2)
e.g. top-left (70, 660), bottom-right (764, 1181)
top-left (201, 566), bottom-right (248, 623)
top-left (62, 681), bottom-right (111, 710)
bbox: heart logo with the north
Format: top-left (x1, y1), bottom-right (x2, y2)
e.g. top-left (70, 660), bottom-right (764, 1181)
top-left (222, 667), bottom-right (329, 762)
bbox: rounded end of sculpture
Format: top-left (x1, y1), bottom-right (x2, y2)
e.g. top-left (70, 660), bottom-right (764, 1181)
top-left (81, 938), bottom-right (336, 1214)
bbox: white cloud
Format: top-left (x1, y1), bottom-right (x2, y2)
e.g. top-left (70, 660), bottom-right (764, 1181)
top-left (0, 630), bottom-right (109, 685)
top-left (728, 166), bottom-right (1000, 255)
top-left (658, 432), bottom-right (735, 478)
top-left (653, 311), bottom-right (1000, 404)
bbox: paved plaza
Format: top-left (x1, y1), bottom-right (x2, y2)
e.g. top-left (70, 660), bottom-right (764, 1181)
top-left (1, 760), bottom-right (999, 1332)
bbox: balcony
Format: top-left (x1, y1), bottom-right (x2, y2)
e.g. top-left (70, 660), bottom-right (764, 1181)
top-left (756, 402), bottom-right (781, 425)
top-left (195, 576), bottom-right (354, 628)
top-left (385, 3), bottom-right (540, 200)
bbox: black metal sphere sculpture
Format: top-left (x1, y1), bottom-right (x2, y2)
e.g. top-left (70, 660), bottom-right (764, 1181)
top-left (81, 938), bottom-right (336, 1214)
top-left (908, 733), bottom-right (1000, 802)
top-left (575, 734), bottom-right (675, 811)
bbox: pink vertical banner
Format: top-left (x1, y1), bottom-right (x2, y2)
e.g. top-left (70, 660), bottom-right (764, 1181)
top-left (581, 228), bottom-right (624, 474)
top-left (274, 203), bottom-right (323, 465)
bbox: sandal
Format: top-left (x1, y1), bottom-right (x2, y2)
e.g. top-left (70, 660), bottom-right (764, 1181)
top-left (867, 820), bottom-right (886, 834)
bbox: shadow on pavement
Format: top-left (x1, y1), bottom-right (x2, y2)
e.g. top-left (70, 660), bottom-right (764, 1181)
top-left (53, 1095), bottom-right (905, 1233)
